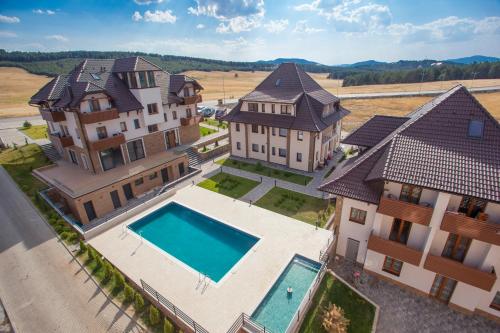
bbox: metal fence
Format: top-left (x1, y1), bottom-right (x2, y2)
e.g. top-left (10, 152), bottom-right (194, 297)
top-left (227, 313), bottom-right (273, 333)
top-left (140, 279), bottom-right (209, 333)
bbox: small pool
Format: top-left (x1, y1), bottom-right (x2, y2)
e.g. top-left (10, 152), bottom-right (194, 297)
top-left (128, 201), bottom-right (258, 282)
top-left (251, 255), bottom-right (321, 333)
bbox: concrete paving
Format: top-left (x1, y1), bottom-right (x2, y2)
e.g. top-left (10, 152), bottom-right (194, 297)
top-left (0, 116), bottom-right (49, 146)
top-left (0, 167), bottom-right (144, 333)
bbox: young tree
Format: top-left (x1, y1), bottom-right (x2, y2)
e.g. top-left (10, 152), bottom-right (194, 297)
top-left (134, 293), bottom-right (145, 312)
top-left (124, 284), bottom-right (135, 303)
top-left (149, 305), bottom-right (160, 326)
top-left (102, 261), bottom-right (113, 284)
top-left (322, 303), bottom-right (349, 333)
top-left (163, 318), bottom-right (174, 333)
top-left (79, 240), bottom-right (87, 254)
top-left (113, 270), bottom-right (125, 291)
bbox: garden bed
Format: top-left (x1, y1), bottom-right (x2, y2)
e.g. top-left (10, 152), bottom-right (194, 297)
top-left (197, 172), bottom-right (260, 199)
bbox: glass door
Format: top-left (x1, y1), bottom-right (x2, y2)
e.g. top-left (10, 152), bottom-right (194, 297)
top-left (430, 274), bottom-right (457, 303)
top-left (442, 233), bottom-right (471, 262)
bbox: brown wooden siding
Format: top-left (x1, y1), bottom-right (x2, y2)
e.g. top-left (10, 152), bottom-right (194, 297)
top-left (377, 195), bottom-right (434, 226)
top-left (50, 133), bottom-right (74, 148)
top-left (40, 109), bottom-right (66, 122)
top-left (88, 133), bottom-right (125, 151)
top-left (180, 114), bottom-right (202, 126)
top-left (80, 108), bottom-right (119, 124)
top-left (424, 254), bottom-right (496, 291)
top-left (441, 212), bottom-right (500, 246)
top-left (182, 94), bottom-right (202, 105)
top-left (367, 234), bottom-right (423, 266)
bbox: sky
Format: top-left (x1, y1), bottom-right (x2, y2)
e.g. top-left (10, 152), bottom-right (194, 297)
top-left (0, 0), bottom-right (499, 65)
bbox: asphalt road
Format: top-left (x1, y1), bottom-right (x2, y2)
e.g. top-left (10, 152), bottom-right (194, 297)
top-left (0, 167), bottom-right (144, 333)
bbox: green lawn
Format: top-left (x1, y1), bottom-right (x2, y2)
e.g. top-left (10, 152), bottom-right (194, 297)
top-left (19, 125), bottom-right (48, 140)
top-left (200, 126), bottom-right (216, 137)
top-left (299, 274), bottom-right (375, 333)
top-left (202, 118), bottom-right (228, 129)
top-left (255, 187), bottom-right (333, 226)
top-left (216, 158), bottom-right (313, 185)
top-left (197, 172), bottom-right (260, 199)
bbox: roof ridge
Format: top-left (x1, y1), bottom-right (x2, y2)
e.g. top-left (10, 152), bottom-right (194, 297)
top-left (294, 63), bottom-right (307, 93)
top-left (136, 56), bottom-right (163, 71)
top-left (47, 75), bottom-right (61, 100)
top-left (76, 59), bottom-right (87, 82)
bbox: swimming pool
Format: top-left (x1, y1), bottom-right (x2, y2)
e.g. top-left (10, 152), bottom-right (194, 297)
top-left (251, 255), bottom-right (321, 333)
top-left (127, 201), bottom-right (259, 282)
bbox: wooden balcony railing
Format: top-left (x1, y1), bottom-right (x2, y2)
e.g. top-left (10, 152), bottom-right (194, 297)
top-left (441, 212), bottom-right (500, 246)
top-left (49, 133), bottom-right (74, 148)
top-left (424, 254), bottom-right (496, 291)
top-left (180, 114), bottom-right (203, 126)
top-left (182, 94), bottom-right (202, 105)
top-left (88, 133), bottom-right (125, 151)
top-left (80, 108), bottom-right (119, 124)
top-left (367, 234), bottom-right (423, 266)
top-left (377, 195), bottom-right (434, 226)
top-left (40, 109), bottom-right (66, 122)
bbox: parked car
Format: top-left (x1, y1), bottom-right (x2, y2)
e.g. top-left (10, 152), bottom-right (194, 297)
top-left (196, 105), bottom-right (205, 114)
top-left (201, 107), bottom-right (216, 117)
top-left (215, 109), bottom-right (227, 120)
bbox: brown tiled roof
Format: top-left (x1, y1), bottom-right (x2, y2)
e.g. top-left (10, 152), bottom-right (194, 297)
top-left (342, 115), bottom-right (409, 148)
top-left (113, 56), bottom-right (162, 72)
top-left (223, 63), bottom-right (349, 132)
top-left (320, 85), bottom-right (500, 204)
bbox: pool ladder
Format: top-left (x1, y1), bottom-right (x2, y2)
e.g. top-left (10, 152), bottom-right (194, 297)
top-left (198, 272), bottom-right (210, 290)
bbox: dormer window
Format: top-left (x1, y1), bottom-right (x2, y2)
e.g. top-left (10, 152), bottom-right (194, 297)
top-left (138, 72), bottom-right (147, 88)
top-left (89, 98), bottom-right (100, 112)
top-left (147, 71), bottom-right (156, 87)
top-left (129, 73), bottom-right (138, 89)
top-left (468, 119), bottom-right (484, 138)
top-left (90, 73), bottom-right (101, 80)
top-left (248, 103), bottom-right (258, 112)
top-left (280, 105), bottom-right (291, 115)
top-left (275, 79), bottom-right (281, 87)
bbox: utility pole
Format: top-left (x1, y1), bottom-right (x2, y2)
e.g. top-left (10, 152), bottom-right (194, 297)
top-left (470, 71), bottom-right (479, 90)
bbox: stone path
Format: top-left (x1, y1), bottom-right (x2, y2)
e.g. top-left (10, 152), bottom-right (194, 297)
top-left (330, 257), bottom-right (499, 333)
top-left (0, 116), bottom-right (50, 146)
top-left (240, 179), bottom-right (275, 203)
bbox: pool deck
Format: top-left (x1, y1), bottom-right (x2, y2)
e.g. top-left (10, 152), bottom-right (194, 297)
top-left (88, 186), bottom-right (332, 333)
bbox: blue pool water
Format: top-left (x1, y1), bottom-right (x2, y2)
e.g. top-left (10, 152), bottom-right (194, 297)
top-left (252, 255), bottom-right (321, 333)
top-left (128, 202), bottom-right (258, 282)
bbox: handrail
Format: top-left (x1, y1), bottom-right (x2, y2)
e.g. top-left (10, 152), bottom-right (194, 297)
top-left (141, 279), bottom-right (210, 333)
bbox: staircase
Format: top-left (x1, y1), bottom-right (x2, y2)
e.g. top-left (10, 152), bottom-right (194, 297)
top-left (185, 147), bottom-right (201, 167)
top-left (39, 143), bottom-right (61, 162)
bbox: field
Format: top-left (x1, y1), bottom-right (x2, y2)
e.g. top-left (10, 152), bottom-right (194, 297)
top-left (0, 67), bottom-right (51, 118)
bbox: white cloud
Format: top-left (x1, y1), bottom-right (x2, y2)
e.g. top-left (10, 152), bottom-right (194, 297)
top-left (196, 24), bottom-right (205, 29)
top-left (264, 19), bottom-right (289, 33)
top-left (45, 34), bottom-right (69, 42)
top-left (293, 20), bottom-right (324, 34)
top-left (33, 9), bottom-right (55, 15)
top-left (0, 15), bottom-right (20, 23)
top-left (0, 31), bottom-right (17, 38)
top-left (132, 10), bottom-right (176, 23)
top-left (134, 0), bottom-right (164, 5)
top-left (188, 0), bottom-right (265, 33)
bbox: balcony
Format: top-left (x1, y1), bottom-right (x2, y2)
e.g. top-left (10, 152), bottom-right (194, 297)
top-left (441, 212), bottom-right (500, 246)
top-left (180, 114), bottom-right (203, 126)
top-left (377, 195), bottom-right (434, 226)
top-left (367, 234), bottom-right (423, 266)
top-left (80, 108), bottom-right (119, 124)
top-left (40, 109), bottom-right (66, 122)
top-left (424, 254), bottom-right (496, 291)
top-left (182, 94), bottom-right (202, 105)
top-left (88, 133), bottom-right (125, 151)
top-left (50, 133), bottom-right (74, 148)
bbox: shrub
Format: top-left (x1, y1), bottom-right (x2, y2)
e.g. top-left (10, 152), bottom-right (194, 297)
top-left (255, 162), bottom-right (264, 171)
top-left (67, 232), bottom-right (79, 244)
top-left (113, 270), bottom-right (125, 292)
top-left (149, 305), bottom-right (161, 326)
top-left (102, 261), bottom-right (113, 284)
top-left (163, 318), bottom-right (175, 333)
top-left (124, 284), bottom-right (135, 303)
top-left (87, 246), bottom-right (95, 261)
top-left (134, 292), bottom-right (145, 312)
top-left (322, 303), bottom-right (349, 333)
top-left (94, 254), bottom-right (103, 269)
top-left (23, 120), bottom-right (32, 129)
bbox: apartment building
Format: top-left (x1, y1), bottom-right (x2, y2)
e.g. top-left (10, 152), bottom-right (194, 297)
top-left (223, 63), bottom-right (349, 172)
top-left (30, 56), bottom-right (203, 225)
top-left (320, 85), bottom-right (500, 321)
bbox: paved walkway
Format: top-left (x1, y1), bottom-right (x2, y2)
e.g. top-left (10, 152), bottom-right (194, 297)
top-left (0, 167), bottom-right (144, 333)
top-left (0, 116), bottom-right (50, 146)
top-left (240, 179), bottom-right (275, 202)
top-left (330, 257), bottom-right (499, 333)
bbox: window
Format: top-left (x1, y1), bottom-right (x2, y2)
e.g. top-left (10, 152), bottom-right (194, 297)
top-left (149, 172), bottom-right (158, 180)
top-left (138, 72), bottom-right (147, 88)
top-left (271, 104), bottom-right (275, 113)
top-left (297, 131), bottom-right (304, 141)
top-left (349, 208), bottom-right (367, 224)
top-left (261, 104), bottom-right (266, 112)
top-left (99, 147), bottom-right (124, 171)
top-left (261, 145), bottom-right (265, 153)
top-left (272, 127), bottom-right (276, 136)
top-left (133, 119), bottom-right (140, 129)
top-left (383, 256), bottom-right (403, 276)
top-left (252, 124), bottom-right (258, 133)
top-left (83, 201), bottom-right (97, 221)
top-left (147, 103), bottom-right (158, 115)
top-left (69, 150), bottom-right (78, 165)
top-left (468, 119), bottom-right (484, 138)
top-left (490, 291), bottom-right (500, 311)
top-left (236, 142), bottom-right (241, 150)
top-left (148, 124), bottom-right (158, 133)
top-left (252, 144), bottom-right (259, 152)
top-left (183, 87), bottom-right (190, 97)
top-left (127, 139), bottom-right (145, 162)
top-left (81, 154), bottom-right (89, 170)
top-left (236, 123), bottom-right (240, 132)
top-left (90, 99), bottom-right (100, 112)
top-left (272, 147), bottom-right (276, 155)
top-left (164, 113), bottom-right (168, 122)
top-left (281, 105), bottom-right (291, 115)
top-left (279, 148), bottom-right (287, 157)
top-left (261, 126), bottom-right (265, 134)
top-left (90, 73), bottom-right (101, 80)
top-left (399, 184), bottom-right (422, 204)
top-left (186, 108), bottom-right (192, 118)
top-left (172, 111), bottom-right (177, 120)
top-left (96, 126), bottom-right (107, 139)
top-left (129, 72), bottom-right (138, 89)
top-left (279, 128), bottom-right (288, 137)
top-left (296, 152), bottom-right (302, 162)
top-left (120, 121), bottom-right (127, 132)
top-left (146, 71), bottom-right (156, 87)
top-left (178, 163), bottom-right (185, 176)
top-left (389, 219), bottom-right (412, 244)
top-left (248, 103), bottom-right (258, 112)
top-left (135, 177), bottom-right (144, 186)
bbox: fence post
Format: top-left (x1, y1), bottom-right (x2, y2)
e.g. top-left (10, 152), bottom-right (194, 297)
top-left (193, 321), bottom-right (197, 332)
top-left (155, 290), bottom-right (160, 304)
top-left (173, 305), bottom-right (177, 317)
